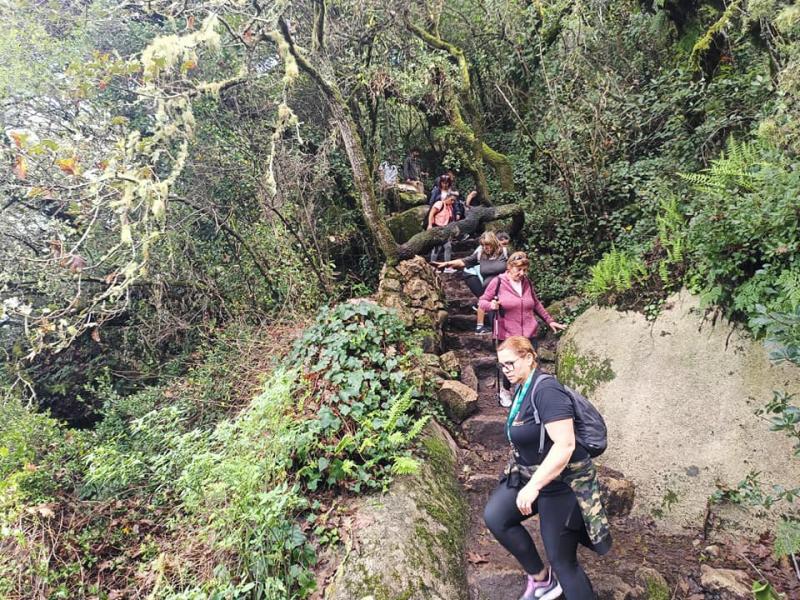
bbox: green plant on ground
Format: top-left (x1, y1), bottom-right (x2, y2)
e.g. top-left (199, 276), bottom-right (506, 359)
top-left (655, 196), bottom-right (688, 288)
top-left (651, 489), bottom-right (679, 519)
top-left (644, 577), bottom-right (671, 600)
top-left (289, 302), bottom-right (430, 493)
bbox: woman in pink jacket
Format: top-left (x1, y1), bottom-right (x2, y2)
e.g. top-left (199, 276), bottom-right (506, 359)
top-left (479, 251), bottom-right (566, 406)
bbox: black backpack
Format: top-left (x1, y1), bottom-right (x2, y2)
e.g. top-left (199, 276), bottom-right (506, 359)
top-left (529, 374), bottom-right (608, 458)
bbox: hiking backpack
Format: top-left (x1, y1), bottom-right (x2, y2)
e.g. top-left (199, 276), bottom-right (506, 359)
top-left (529, 374), bottom-right (608, 458)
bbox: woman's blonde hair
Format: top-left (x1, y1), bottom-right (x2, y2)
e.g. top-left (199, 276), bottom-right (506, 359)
top-left (497, 336), bottom-right (538, 363)
top-left (479, 231), bottom-right (501, 258)
top-left (507, 251), bottom-right (530, 268)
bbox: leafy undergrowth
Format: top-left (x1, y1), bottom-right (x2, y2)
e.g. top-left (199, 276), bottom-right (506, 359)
top-left (1, 303), bottom-right (431, 599)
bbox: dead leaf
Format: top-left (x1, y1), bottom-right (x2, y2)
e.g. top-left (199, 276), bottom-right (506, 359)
top-left (10, 132), bottom-right (26, 148)
top-left (56, 157), bottom-right (79, 176)
top-left (68, 254), bottom-right (87, 273)
top-left (467, 551), bottom-right (488, 564)
top-left (13, 155), bottom-right (27, 180)
top-left (91, 328), bottom-right (101, 343)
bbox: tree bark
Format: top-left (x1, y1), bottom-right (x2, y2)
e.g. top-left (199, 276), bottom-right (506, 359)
top-left (397, 204), bottom-right (523, 260)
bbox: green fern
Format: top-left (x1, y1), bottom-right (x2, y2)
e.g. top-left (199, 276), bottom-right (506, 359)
top-left (390, 455), bottom-right (421, 476)
top-left (777, 269), bottom-right (800, 310)
top-left (774, 517), bottom-right (800, 558)
top-left (679, 137), bottom-right (765, 195)
top-left (585, 249), bottom-right (648, 301)
top-left (384, 388), bottom-right (415, 433)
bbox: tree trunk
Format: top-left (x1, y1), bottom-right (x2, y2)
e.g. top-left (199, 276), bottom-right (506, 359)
top-left (397, 204), bottom-right (523, 260)
top-left (277, 18), bottom-right (400, 265)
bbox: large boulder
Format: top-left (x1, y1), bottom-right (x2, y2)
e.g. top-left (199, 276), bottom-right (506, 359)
top-left (560, 289), bottom-right (800, 534)
top-left (386, 185), bottom-right (428, 213)
top-left (387, 205), bottom-right (428, 244)
top-left (325, 422), bottom-right (468, 600)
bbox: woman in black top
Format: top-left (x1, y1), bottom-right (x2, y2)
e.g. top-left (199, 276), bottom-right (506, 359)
top-left (484, 336), bottom-right (596, 600)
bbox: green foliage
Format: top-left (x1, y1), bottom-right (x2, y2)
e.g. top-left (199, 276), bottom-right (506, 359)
top-left (290, 302), bottom-right (429, 493)
top-left (13, 302), bottom-right (433, 597)
top-left (585, 249), bottom-right (648, 303)
top-left (750, 305), bottom-right (800, 367)
top-left (556, 342), bottom-right (615, 397)
top-left (0, 391), bottom-right (85, 518)
top-left (682, 138), bottom-right (800, 316)
top-left (655, 196), bottom-right (688, 287)
top-left (752, 579), bottom-right (784, 600)
top-left (756, 390), bottom-right (800, 457)
top-left (774, 517), bottom-right (800, 559)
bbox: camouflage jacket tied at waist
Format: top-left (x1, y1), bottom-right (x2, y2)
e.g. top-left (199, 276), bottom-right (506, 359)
top-left (504, 457), bottom-right (612, 555)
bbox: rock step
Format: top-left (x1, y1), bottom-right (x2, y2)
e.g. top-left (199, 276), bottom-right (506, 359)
top-left (469, 568), bottom-right (525, 600)
top-left (447, 313), bottom-right (481, 332)
top-left (462, 414), bottom-right (507, 448)
top-left (445, 332), bottom-right (496, 354)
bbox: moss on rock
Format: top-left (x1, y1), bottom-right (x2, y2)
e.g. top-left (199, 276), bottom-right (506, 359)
top-left (556, 341), bottom-right (615, 396)
top-left (324, 422), bottom-right (468, 600)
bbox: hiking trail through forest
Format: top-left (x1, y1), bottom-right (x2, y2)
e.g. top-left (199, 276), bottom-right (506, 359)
top-left (437, 242), bottom-right (800, 600)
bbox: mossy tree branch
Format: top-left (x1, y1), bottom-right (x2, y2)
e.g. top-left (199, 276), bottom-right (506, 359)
top-left (404, 14), bottom-right (514, 198)
top-left (397, 204), bottom-right (523, 260)
top-left (277, 17), bottom-right (399, 265)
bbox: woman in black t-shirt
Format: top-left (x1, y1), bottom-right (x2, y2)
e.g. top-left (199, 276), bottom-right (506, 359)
top-left (484, 336), bottom-right (596, 600)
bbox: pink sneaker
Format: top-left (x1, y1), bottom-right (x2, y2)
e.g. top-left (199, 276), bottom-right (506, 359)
top-left (519, 567), bottom-right (562, 600)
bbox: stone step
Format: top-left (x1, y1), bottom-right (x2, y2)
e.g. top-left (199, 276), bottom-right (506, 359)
top-left (447, 313), bottom-right (480, 332)
top-left (462, 414), bottom-right (507, 448)
top-left (445, 332), bottom-right (496, 354)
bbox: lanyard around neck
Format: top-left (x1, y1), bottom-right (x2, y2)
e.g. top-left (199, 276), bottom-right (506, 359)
top-left (506, 369), bottom-right (536, 443)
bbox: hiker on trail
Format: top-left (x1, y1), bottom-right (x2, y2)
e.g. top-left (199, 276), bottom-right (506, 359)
top-left (430, 171), bottom-right (479, 211)
top-left (429, 172), bottom-right (456, 206)
top-left (478, 251), bottom-right (566, 407)
top-left (484, 335), bottom-right (611, 600)
top-left (402, 148), bottom-right (425, 194)
top-left (427, 192), bottom-right (456, 265)
top-left (432, 231), bottom-right (508, 334)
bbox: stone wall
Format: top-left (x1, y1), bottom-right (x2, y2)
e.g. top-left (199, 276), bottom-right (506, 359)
top-left (324, 258), bottom-right (468, 600)
top-left (375, 256), bottom-right (448, 354)
top-left (325, 422), bottom-right (468, 600)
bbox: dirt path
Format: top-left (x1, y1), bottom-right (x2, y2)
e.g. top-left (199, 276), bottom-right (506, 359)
top-left (437, 263), bottom-right (799, 600)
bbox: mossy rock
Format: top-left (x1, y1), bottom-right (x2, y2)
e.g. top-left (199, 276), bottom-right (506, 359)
top-left (556, 341), bottom-right (615, 396)
top-left (324, 422), bottom-right (468, 600)
top-left (387, 206), bottom-right (428, 244)
top-left (386, 186), bottom-right (427, 212)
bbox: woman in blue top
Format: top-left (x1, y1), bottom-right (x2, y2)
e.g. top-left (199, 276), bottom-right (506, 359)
top-left (484, 336), bottom-right (599, 600)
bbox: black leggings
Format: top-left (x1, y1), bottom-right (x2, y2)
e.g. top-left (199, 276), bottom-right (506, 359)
top-left (484, 483), bottom-right (595, 599)
top-left (463, 273), bottom-right (484, 297)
